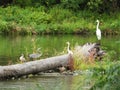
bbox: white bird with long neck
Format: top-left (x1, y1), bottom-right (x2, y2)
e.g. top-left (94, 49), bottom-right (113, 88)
top-left (96, 20), bottom-right (101, 40)
top-left (66, 42), bottom-right (73, 55)
top-left (19, 54), bottom-right (26, 63)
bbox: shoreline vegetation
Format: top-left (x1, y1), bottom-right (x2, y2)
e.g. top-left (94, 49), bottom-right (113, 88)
top-left (0, 6), bottom-right (120, 35)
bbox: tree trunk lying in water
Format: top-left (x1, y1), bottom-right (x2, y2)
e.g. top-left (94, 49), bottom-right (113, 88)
top-left (0, 54), bottom-right (73, 80)
top-left (0, 43), bottom-right (105, 80)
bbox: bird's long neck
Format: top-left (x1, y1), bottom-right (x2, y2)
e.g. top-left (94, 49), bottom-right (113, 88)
top-left (22, 54), bottom-right (24, 57)
top-left (67, 44), bottom-right (70, 52)
top-left (37, 49), bottom-right (40, 53)
top-left (96, 21), bottom-right (99, 30)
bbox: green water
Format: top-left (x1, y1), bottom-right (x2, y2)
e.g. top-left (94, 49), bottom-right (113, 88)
top-left (0, 35), bottom-right (97, 65)
top-left (0, 74), bottom-right (93, 90)
top-left (0, 35), bottom-right (120, 65)
top-left (0, 35), bottom-right (120, 90)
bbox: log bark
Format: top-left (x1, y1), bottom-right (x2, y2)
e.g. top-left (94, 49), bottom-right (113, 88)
top-left (0, 54), bottom-right (73, 80)
top-left (73, 43), bottom-right (105, 61)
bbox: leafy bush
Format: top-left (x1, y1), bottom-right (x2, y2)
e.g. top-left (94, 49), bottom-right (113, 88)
top-left (0, 6), bottom-right (120, 35)
top-left (90, 62), bottom-right (120, 90)
top-left (0, 20), bottom-right (9, 33)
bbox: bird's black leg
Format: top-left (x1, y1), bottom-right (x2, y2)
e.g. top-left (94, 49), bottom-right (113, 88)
top-left (96, 40), bottom-right (101, 45)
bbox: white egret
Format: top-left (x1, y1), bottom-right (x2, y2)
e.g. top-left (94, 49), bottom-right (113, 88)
top-left (96, 20), bottom-right (101, 40)
top-left (66, 42), bottom-right (73, 55)
top-left (19, 54), bottom-right (26, 63)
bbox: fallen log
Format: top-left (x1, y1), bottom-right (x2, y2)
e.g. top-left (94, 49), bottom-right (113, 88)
top-left (0, 54), bottom-right (73, 80)
top-left (73, 43), bottom-right (105, 61)
top-left (0, 43), bottom-right (105, 80)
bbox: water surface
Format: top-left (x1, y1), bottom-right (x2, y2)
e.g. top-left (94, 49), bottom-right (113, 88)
top-left (0, 35), bottom-right (119, 65)
top-left (0, 35), bottom-right (120, 90)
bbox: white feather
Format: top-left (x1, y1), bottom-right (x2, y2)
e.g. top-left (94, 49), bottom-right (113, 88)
top-left (96, 28), bottom-right (101, 40)
top-left (96, 20), bottom-right (101, 40)
top-left (20, 54), bottom-right (26, 62)
top-left (66, 42), bottom-right (73, 55)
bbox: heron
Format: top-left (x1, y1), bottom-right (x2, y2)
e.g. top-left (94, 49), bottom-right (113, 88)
top-left (29, 48), bottom-right (42, 59)
top-left (66, 42), bottom-right (73, 55)
top-left (19, 54), bottom-right (26, 63)
top-left (96, 20), bottom-right (101, 41)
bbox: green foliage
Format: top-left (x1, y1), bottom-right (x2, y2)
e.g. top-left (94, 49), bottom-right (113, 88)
top-left (86, 50), bottom-right (120, 90)
top-left (0, 20), bottom-right (8, 33)
top-left (0, 6), bottom-right (120, 35)
top-left (87, 0), bottom-right (120, 13)
top-left (90, 62), bottom-right (120, 90)
top-left (60, 0), bottom-right (80, 11)
top-left (1, 0), bottom-right (120, 13)
top-left (49, 6), bottom-right (74, 22)
top-left (73, 48), bottom-right (120, 90)
top-left (87, 0), bottom-right (103, 12)
top-left (14, 0), bottom-right (32, 6)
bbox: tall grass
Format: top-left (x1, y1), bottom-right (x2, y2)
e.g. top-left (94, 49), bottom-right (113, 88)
top-left (90, 62), bottom-right (120, 90)
top-left (0, 6), bottom-right (120, 35)
top-left (72, 48), bottom-right (120, 89)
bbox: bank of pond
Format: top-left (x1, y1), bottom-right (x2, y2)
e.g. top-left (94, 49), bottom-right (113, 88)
top-left (0, 6), bottom-right (120, 35)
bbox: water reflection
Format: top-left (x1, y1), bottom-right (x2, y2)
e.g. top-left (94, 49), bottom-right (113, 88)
top-left (0, 35), bottom-right (120, 90)
top-left (0, 35), bottom-right (120, 65)
top-left (0, 35), bottom-right (95, 65)
top-left (0, 74), bottom-right (93, 90)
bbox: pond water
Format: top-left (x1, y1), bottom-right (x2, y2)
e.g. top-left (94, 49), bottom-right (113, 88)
top-left (0, 73), bottom-right (94, 90)
top-left (0, 34), bottom-right (120, 90)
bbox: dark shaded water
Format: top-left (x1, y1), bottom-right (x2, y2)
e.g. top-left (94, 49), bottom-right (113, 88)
top-left (0, 35), bottom-right (120, 90)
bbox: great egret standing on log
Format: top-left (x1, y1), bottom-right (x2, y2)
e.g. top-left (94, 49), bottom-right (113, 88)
top-left (29, 48), bottom-right (42, 60)
top-left (19, 54), bottom-right (26, 63)
top-left (96, 20), bottom-right (101, 41)
top-left (66, 42), bottom-right (73, 55)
